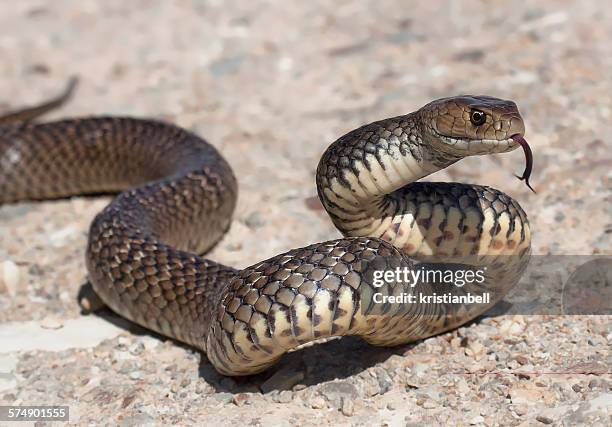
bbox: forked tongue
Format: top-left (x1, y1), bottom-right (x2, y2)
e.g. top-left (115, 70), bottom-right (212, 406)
top-left (511, 134), bottom-right (535, 193)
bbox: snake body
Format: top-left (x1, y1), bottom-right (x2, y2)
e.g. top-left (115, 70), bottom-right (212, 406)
top-left (0, 82), bottom-right (531, 376)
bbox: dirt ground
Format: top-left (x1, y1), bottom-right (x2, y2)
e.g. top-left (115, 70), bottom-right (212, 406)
top-left (0, 1), bottom-right (610, 425)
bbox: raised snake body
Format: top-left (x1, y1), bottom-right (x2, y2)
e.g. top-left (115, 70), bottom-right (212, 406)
top-left (0, 81), bottom-right (531, 376)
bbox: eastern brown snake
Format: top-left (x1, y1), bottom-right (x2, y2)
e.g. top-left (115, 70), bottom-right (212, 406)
top-left (0, 80), bottom-right (533, 375)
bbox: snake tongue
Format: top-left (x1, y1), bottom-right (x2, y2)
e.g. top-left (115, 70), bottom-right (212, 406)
top-left (511, 134), bottom-right (536, 194)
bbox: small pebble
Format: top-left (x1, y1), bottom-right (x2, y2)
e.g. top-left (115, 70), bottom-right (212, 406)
top-left (310, 396), bottom-right (326, 409)
top-left (341, 397), bottom-right (354, 416)
top-left (129, 342), bottom-right (145, 356)
top-left (469, 415), bottom-right (484, 425)
top-left (376, 369), bottom-right (393, 394)
top-left (536, 415), bottom-right (553, 424)
top-left (213, 392), bottom-right (233, 404)
top-left (225, 242), bottom-right (243, 252)
top-left (195, 381), bottom-right (211, 395)
top-left (233, 393), bottom-right (250, 406)
top-left (129, 371), bottom-right (143, 380)
top-left (422, 400), bottom-right (437, 409)
top-left (276, 390), bottom-right (293, 403)
top-left (513, 404), bottom-right (528, 416)
top-left (466, 341), bottom-right (485, 358)
top-left (244, 211), bottom-right (266, 229)
top-left (515, 355), bottom-right (529, 365)
top-left (0, 260), bottom-right (20, 295)
top-left (40, 315), bottom-right (64, 330)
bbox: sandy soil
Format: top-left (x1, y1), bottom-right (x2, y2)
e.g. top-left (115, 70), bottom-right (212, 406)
top-left (0, 1), bottom-right (610, 425)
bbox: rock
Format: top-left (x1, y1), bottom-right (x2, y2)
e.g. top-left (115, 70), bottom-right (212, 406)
top-left (225, 241), bottom-right (243, 252)
top-left (40, 315), bottom-right (64, 330)
top-left (319, 381), bottom-right (359, 408)
top-left (411, 364), bottom-right (428, 377)
top-left (129, 342), bottom-right (145, 356)
top-left (376, 369), bottom-right (393, 395)
top-left (417, 386), bottom-right (441, 401)
top-left (534, 405), bottom-right (571, 424)
top-left (115, 337), bottom-right (130, 352)
top-left (513, 404), bottom-right (528, 416)
top-left (535, 415), bottom-right (553, 424)
top-left (514, 354), bottom-right (529, 365)
top-left (588, 378), bottom-right (610, 390)
top-left (121, 392), bottom-right (137, 409)
top-left (499, 319), bottom-right (524, 335)
top-left (510, 388), bottom-right (537, 405)
top-left (309, 396), bottom-right (326, 409)
top-left (119, 413), bottom-right (156, 427)
top-left (0, 260), bottom-right (20, 295)
top-left (422, 400), bottom-right (437, 409)
top-left (260, 368), bottom-right (304, 393)
top-left (276, 390), bottom-right (293, 403)
top-left (28, 263), bottom-right (43, 276)
top-left (244, 211), bottom-right (266, 229)
top-left (213, 392), bottom-right (233, 404)
top-left (233, 393), bottom-right (250, 406)
top-left (129, 371), bottom-right (143, 380)
top-left (341, 397), bottom-right (354, 416)
top-left (465, 341), bottom-right (485, 358)
top-left (469, 415), bottom-right (485, 425)
top-left (195, 381), bottom-right (212, 395)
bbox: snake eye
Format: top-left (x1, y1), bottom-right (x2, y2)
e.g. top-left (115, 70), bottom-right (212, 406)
top-left (470, 109), bottom-right (486, 126)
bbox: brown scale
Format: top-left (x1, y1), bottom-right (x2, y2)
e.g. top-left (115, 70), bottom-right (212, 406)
top-left (1, 80), bottom-right (533, 376)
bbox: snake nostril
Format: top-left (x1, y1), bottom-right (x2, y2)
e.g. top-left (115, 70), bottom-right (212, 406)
top-left (508, 117), bottom-right (526, 137)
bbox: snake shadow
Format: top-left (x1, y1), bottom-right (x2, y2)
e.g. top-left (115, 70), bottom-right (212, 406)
top-left (196, 336), bottom-right (417, 393)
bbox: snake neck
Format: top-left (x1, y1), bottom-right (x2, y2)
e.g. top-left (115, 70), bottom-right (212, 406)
top-left (316, 113), bottom-right (457, 240)
top-left (316, 114), bottom-right (530, 261)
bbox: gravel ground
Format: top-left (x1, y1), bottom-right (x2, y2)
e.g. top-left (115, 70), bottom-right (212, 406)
top-left (0, 1), bottom-right (610, 425)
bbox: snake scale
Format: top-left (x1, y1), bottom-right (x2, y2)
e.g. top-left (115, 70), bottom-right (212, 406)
top-left (0, 80), bottom-right (532, 376)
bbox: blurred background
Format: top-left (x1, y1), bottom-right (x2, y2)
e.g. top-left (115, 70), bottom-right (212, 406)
top-left (1, 1), bottom-right (610, 425)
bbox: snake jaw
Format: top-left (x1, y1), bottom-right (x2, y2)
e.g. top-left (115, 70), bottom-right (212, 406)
top-left (431, 131), bottom-right (519, 156)
top-left (429, 128), bottom-right (535, 193)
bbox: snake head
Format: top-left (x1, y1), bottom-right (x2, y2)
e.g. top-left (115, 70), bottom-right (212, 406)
top-left (419, 95), bottom-right (525, 157)
top-left (419, 95), bottom-right (535, 192)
